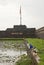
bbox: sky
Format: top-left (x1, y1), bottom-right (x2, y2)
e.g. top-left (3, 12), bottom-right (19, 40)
top-left (0, 0), bottom-right (44, 30)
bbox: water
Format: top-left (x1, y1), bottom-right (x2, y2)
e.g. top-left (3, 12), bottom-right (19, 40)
top-left (0, 41), bottom-right (26, 65)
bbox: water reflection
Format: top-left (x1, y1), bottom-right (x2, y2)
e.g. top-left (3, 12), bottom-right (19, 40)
top-left (0, 41), bottom-right (26, 65)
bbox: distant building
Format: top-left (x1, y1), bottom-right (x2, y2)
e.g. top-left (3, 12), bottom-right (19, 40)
top-left (0, 25), bottom-right (36, 38)
top-left (0, 6), bottom-right (44, 39)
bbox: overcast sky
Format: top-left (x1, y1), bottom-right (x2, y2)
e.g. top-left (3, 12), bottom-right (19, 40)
top-left (0, 0), bottom-right (44, 30)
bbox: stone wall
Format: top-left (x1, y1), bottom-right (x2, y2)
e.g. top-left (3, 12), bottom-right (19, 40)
top-left (0, 25), bottom-right (36, 38)
top-left (36, 27), bottom-right (44, 39)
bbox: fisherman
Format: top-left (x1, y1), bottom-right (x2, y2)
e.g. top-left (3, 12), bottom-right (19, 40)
top-left (29, 44), bottom-right (38, 53)
top-left (29, 44), bottom-right (33, 49)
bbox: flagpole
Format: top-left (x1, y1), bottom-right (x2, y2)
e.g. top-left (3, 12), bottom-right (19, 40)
top-left (20, 6), bottom-right (22, 25)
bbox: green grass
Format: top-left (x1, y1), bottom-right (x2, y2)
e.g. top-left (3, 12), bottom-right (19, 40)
top-left (27, 38), bottom-right (44, 49)
top-left (0, 38), bottom-right (44, 65)
top-left (27, 38), bottom-right (44, 65)
top-left (0, 38), bottom-right (23, 41)
top-left (16, 38), bottom-right (44, 65)
top-left (16, 54), bottom-right (32, 65)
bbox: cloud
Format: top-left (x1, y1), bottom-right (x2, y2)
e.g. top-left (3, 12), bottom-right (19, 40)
top-left (32, 0), bottom-right (44, 17)
top-left (0, 0), bottom-right (8, 6)
top-left (0, 0), bottom-right (44, 30)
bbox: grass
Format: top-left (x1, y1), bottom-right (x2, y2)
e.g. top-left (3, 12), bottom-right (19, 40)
top-left (0, 38), bottom-right (23, 41)
top-left (27, 38), bottom-right (44, 49)
top-left (16, 54), bottom-right (32, 65)
top-left (16, 38), bottom-right (44, 65)
top-left (0, 38), bottom-right (44, 65)
top-left (27, 38), bottom-right (44, 65)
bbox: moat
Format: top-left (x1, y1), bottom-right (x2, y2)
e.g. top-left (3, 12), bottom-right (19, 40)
top-left (0, 41), bottom-right (26, 65)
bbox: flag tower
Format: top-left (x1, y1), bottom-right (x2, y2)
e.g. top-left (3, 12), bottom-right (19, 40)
top-left (20, 6), bottom-right (22, 25)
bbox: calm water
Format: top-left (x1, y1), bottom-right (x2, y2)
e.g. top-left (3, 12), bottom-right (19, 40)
top-left (0, 41), bottom-right (26, 65)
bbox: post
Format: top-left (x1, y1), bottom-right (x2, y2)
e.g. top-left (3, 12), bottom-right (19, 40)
top-left (20, 6), bottom-right (22, 25)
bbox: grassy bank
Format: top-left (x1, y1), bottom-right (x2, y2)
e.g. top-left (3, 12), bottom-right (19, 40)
top-left (16, 54), bottom-right (32, 65)
top-left (16, 38), bottom-right (44, 65)
top-left (0, 38), bottom-right (44, 65)
top-left (0, 38), bottom-right (23, 41)
top-left (27, 38), bottom-right (44, 65)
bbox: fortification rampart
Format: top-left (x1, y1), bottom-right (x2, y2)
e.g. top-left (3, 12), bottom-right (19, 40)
top-left (36, 27), bottom-right (44, 39)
